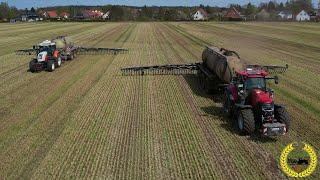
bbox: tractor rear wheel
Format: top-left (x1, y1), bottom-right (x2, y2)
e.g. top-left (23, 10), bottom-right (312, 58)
top-left (29, 59), bottom-right (37, 73)
top-left (237, 109), bottom-right (255, 135)
top-left (57, 57), bottom-right (62, 67)
top-left (47, 60), bottom-right (55, 72)
top-left (275, 106), bottom-right (290, 131)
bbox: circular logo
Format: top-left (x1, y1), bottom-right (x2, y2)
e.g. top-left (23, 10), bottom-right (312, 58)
top-left (280, 142), bottom-right (317, 177)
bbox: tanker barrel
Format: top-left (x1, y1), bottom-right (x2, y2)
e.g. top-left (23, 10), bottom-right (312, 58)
top-left (202, 46), bottom-right (245, 84)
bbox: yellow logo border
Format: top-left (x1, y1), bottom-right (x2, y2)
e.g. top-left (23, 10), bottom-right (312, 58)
top-left (280, 142), bottom-right (317, 177)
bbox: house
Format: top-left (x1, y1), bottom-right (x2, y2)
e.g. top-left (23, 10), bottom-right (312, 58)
top-left (102, 11), bottom-right (110, 20)
top-left (60, 12), bottom-right (70, 19)
top-left (192, 8), bottom-right (208, 21)
top-left (44, 11), bottom-right (59, 19)
top-left (256, 9), bottom-right (270, 21)
top-left (82, 10), bottom-right (104, 19)
top-left (21, 13), bottom-right (40, 22)
top-left (296, 10), bottom-right (310, 21)
top-left (224, 7), bottom-right (241, 21)
top-left (278, 11), bottom-right (293, 20)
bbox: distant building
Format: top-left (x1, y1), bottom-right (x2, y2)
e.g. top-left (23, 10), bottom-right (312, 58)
top-left (296, 10), bottom-right (310, 21)
top-left (192, 8), bottom-right (208, 21)
top-left (20, 13), bottom-right (40, 22)
top-left (60, 12), bottom-right (70, 19)
top-left (82, 10), bottom-right (104, 19)
top-left (278, 11), bottom-right (293, 20)
top-left (44, 11), bottom-right (59, 19)
top-left (224, 7), bottom-right (241, 21)
top-left (102, 11), bottom-right (110, 20)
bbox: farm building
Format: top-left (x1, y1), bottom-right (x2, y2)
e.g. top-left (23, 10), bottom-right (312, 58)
top-left (296, 10), bottom-right (310, 21)
top-left (192, 8), bottom-right (208, 21)
top-left (224, 7), bottom-right (241, 21)
top-left (278, 11), bottom-right (293, 20)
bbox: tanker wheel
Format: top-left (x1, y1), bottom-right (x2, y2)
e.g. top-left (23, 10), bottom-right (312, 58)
top-left (237, 109), bottom-right (255, 135)
top-left (56, 57), bottom-right (62, 67)
top-left (198, 72), bottom-right (205, 90)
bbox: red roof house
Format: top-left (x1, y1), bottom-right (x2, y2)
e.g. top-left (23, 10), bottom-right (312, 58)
top-left (224, 7), bottom-right (242, 21)
top-left (60, 12), bottom-right (70, 19)
top-left (46, 11), bottom-right (58, 18)
top-left (82, 10), bottom-right (103, 19)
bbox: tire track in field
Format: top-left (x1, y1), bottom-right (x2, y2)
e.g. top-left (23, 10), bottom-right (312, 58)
top-left (0, 23), bottom-right (132, 177)
top-left (154, 23), bottom-right (246, 179)
top-left (172, 23), bottom-right (320, 148)
top-left (30, 23), bottom-right (136, 179)
top-left (0, 24), bottom-right (126, 128)
top-left (163, 23), bottom-right (288, 179)
top-left (0, 23), bottom-right (123, 81)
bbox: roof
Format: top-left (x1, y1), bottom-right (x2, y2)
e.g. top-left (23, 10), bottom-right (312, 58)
top-left (82, 10), bottom-right (104, 18)
top-left (47, 11), bottom-right (58, 18)
top-left (224, 7), bottom-right (241, 19)
top-left (60, 12), bottom-right (70, 17)
top-left (39, 40), bottom-right (55, 46)
top-left (278, 10), bottom-right (292, 15)
top-left (196, 8), bottom-right (208, 17)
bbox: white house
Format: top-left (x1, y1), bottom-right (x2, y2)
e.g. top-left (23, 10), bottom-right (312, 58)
top-left (278, 11), bottom-right (293, 20)
top-left (193, 8), bottom-right (208, 21)
top-left (296, 10), bottom-right (310, 21)
top-left (102, 11), bottom-right (110, 20)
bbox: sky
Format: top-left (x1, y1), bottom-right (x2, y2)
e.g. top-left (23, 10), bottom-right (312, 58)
top-left (1, 0), bottom-right (319, 9)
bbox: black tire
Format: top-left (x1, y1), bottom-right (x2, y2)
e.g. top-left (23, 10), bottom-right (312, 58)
top-left (47, 60), bottom-right (55, 72)
top-left (237, 109), bottom-right (255, 135)
top-left (223, 91), bottom-right (233, 117)
top-left (29, 59), bottom-right (37, 72)
top-left (275, 106), bottom-right (290, 131)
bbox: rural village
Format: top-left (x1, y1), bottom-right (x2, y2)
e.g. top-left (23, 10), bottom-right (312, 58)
top-left (0, 0), bottom-right (320, 22)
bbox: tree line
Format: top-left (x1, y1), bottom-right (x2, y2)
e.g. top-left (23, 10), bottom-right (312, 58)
top-left (0, 0), bottom-right (316, 22)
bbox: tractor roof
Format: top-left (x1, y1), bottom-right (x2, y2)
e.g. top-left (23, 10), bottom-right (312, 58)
top-left (39, 40), bottom-right (55, 46)
top-left (236, 67), bottom-right (268, 78)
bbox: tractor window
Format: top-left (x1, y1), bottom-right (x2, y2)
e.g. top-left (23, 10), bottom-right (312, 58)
top-left (245, 78), bottom-right (266, 90)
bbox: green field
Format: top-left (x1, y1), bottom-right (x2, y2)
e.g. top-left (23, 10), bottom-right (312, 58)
top-left (0, 22), bottom-right (319, 179)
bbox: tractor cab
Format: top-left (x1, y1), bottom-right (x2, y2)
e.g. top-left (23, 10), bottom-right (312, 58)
top-left (37, 40), bottom-right (56, 54)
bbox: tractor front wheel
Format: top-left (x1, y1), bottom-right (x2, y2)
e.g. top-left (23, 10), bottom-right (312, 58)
top-left (29, 59), bottom-right (37, 73)
top-left (275, 106), bottom-right (290, 131)
top-left (237, 109), bottom-right (255, 135)
top-left (47, 60), bottom-right (55, 72)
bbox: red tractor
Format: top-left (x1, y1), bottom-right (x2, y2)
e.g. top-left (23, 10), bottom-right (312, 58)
top-left (223, 65), bottom-right (290, 136)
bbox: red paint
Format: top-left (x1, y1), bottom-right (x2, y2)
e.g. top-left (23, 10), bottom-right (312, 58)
top-left (250, 89), bottom-right (273, 106)
top-left (228, 84), bottom-right (238, 102)
top-left (53, 50), bottom-right (59, 58)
